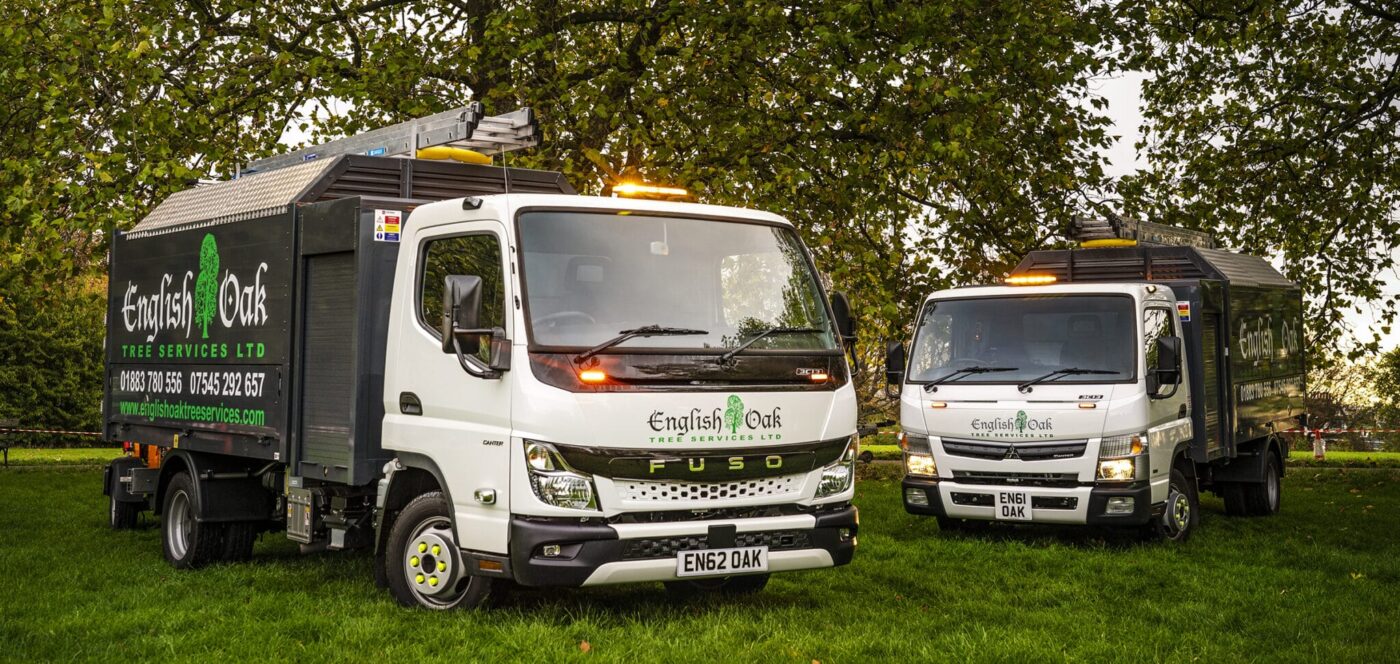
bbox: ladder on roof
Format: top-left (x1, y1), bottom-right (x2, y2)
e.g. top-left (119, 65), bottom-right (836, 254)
top-left (242, 103), bottom-right (540, 175)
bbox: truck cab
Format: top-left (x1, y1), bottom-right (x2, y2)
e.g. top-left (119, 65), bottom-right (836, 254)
top-left (888, 237), bottom-right (1304, 540)
top-left (378, 193), bottom-right (859, 606)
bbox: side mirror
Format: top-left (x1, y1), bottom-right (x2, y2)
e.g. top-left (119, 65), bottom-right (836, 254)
top-left (441, 275), bottom-right (509, 378)
top-left (1149, 336), bottom-right (1182, 398)
top-left (830, 291), bottom-right (855, 341)
top-left (829, 291), bottom-right (861, 375)
top-left (885, 340), bottom-right (906, 397)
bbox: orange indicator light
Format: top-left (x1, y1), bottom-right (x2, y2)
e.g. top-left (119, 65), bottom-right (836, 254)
top-left (579, 370), bottom-right (608, 384)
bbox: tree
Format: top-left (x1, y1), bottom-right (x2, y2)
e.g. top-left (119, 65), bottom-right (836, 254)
top-left (1374, 347), bottom-right (1400, 428)
top-left (1118, 1), bottom-right (1400, 363)
top-left (724, 395), bottom-right (744, 434)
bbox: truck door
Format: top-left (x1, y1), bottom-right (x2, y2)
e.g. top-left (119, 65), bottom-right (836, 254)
top-left (383, 221), bottom-right (513, 554)
top-left (1144, 306), bottom-right (1192, 503)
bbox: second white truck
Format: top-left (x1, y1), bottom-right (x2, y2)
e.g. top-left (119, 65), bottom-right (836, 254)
top-left (886, 220), bottom-right (1304, 540)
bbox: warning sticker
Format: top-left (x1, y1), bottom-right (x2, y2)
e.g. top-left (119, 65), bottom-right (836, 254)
top-left (1176, 301), bottom-right (1191, 322)
top-left (374, 209), bottom-right (402, 243)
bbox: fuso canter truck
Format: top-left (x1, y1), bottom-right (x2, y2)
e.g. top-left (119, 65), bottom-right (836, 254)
top-left (102, 106), bottom-right (860, 609)
top-left (886, 219), bottom-right (1304, 541)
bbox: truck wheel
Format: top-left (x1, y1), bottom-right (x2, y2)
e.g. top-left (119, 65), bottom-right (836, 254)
top-left (1242, 452), bottom-right (1282, 516)
top-left (110, 495), bottom-right (140, 530)
top-left (221, 522), bottom-right (261, 562)
top-left (1220, 483), bottom-right (1249, 517)
top-left (664, 573), bottom-right (770, 598)
top-left (162, 471), bottom-right (225, 569)
top-left (385, 491), bottom-right (492, 610)
top-left (1149, 467), bottom-right (1198, 543)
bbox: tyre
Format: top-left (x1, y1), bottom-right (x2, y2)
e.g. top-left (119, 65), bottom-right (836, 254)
top-left (384, 491), bottom-right (492, 610)
top-left (1242, 452), bottom-right (1282, 516)
top-left (161, 471), bottom-right (225, 569)
top-left (663, 573), bottom-right (770, 598)
top-left (1148, 467), bottom-right (1199, 543)
top-left (221, 521), bottom-right (261, 562)
top-left (1220, 482), bottom-right (1249, 517)
top-left (110, 494), bottom-right (140, 530)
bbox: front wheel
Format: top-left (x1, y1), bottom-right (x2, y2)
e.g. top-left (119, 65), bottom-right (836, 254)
top-left (1148, 467), bottom-right (1199, 543)
top-left (384, 491), bottom-right (492, 610)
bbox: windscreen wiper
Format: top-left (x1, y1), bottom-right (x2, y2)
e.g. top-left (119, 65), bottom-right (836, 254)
top-left (573, 325), bottom-right (709, 364)
top-left (924, 366), bottom-right (1017, 391)
top-left (1016, 367), bottom-right (1120, 393)
top-left (716, 327), bottom-right (824, 364)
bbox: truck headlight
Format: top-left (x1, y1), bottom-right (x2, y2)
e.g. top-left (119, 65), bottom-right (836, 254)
top-left (905, 453), bottom-right (937, 477)
top-left (1096, 432), bottom-right (1146, 482)
top-left (524, 441), bottom-right (597, 510)
top-left (815, 439), bottom-right (857, 498)
top-left (902, 432), bottom-right (937, 477)
top-left (1097, 458), bottom-right (1136, 482)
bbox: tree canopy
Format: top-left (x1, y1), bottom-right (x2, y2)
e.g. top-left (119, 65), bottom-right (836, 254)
top-left (1, 0), bottom-right (1396, 431)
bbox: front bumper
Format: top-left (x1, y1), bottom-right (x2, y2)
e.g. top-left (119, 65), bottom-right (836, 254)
top-left (902, 477), bottom-right (1152, 526)
top-left (507, 505), bottom-right (858, 587)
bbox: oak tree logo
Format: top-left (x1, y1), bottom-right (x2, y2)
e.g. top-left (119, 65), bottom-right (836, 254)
top-left (1015, 410), bottom-right (1028, 434)
top-left (724, 395), bottom-right (745, 434)
top-left (194, 234), bottom-right (220, 339)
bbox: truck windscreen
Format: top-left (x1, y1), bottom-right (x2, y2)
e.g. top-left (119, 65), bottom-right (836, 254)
top-left (517, 211), bottom-right (837, 353)
top-left (907, 295), bottom-right (1136, 384)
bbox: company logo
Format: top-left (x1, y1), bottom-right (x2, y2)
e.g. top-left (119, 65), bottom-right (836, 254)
top-left (970, 410), bottom-right (1055, 439)
top-left (648, 394), bottom-right (783, 443)
top-left (121, 233), bottom-right (270, 343)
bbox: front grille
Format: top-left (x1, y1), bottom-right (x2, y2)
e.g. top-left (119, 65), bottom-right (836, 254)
top-left (619, 530), bottom-right (812, 560)
top-left (615, 475), bottom-right (803, 503)
top-left (950, 492), bottom-right (994, 506)
top-left (951, 470), bottom-right (1080, 487)
top-left (942, 438), bottom-right (1088, 461)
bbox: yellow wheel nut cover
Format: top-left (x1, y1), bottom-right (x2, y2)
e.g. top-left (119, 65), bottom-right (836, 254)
top-left (418, 542), bottom-right (427, 553)
top-left (438, 561), bottom-right (446, 572)
top-left (415, 574), bottom-right (425, 584)
top-left (410, 556), bottom-right (419, 567)
top-left (428, 576), bottom-right (439, 587)
top-left (431, 545), bottom-right (441, 555)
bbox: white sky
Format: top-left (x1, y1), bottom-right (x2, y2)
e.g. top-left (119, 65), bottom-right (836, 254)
top-left (1094, 72), bottom-right (1399, 352)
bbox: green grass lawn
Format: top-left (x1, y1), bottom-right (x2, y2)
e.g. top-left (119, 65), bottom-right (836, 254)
top-left (2, 465), bottom-right (1398, 660)
top-left (3, 447), bottom-right (124, 466)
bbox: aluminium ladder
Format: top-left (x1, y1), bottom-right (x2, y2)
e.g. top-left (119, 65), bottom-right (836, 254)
top-left (243, 103), bottom-right (540, 175)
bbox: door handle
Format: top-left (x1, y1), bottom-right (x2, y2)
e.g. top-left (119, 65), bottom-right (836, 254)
top-left (399, 392), bottom-right (423, 416)
top-left (1178, 404), bottom-right (1188, 419)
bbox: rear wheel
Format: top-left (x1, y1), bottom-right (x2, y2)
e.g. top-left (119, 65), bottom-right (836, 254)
top-left (1220, 482), bottom-right (1249, 516)
top-left (384, 491), bottom-right (492, 610)
top-left (161, 471), bottom-right (225, 569)
top-left (110, 494), bottom-right (140, 530)
top-left (664, 573), bottom-right (770, 598)
top-left (1148, 467), bottom-right (1199, 543)
top-left (1243, 452), bottom-right (1282, 516)
top-left (221, 522), bottom-right (261, 562)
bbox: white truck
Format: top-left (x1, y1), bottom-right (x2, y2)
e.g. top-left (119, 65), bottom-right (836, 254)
top-left (885, 220), bottom-right (1305, 540)
top-left (102, 106), bottom-right (860, 609)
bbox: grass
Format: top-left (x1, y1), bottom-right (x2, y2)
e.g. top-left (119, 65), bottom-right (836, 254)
top-left (2, 447), bottom-right (124, 466)
top-left (2, 465), bottom-right (1398, 661)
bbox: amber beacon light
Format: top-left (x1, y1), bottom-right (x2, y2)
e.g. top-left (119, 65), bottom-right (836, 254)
top-left (1004, 274), bottom-right (1057, 286)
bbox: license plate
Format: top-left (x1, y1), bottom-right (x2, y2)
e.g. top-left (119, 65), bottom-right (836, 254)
top-left (995, 490), bottom-right (1032, 521)
top-left (676, 546), bottom-right (769, 578)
